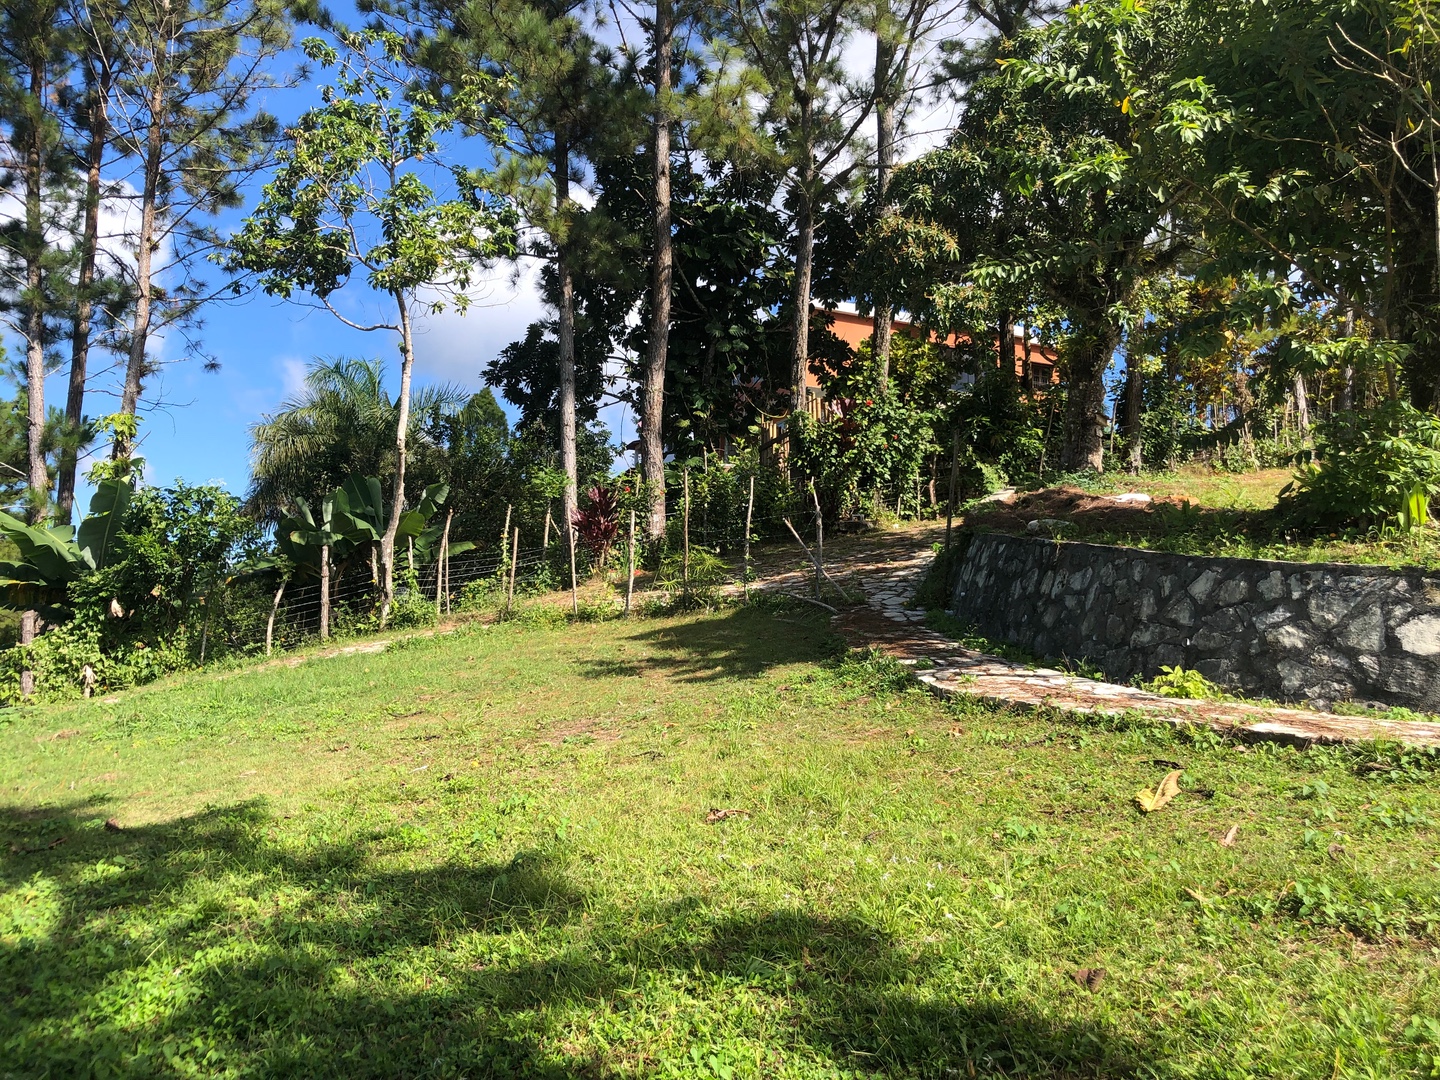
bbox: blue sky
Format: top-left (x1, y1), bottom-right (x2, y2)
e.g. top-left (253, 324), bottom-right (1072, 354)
top-left (24, 15), bottom-right (635, 506)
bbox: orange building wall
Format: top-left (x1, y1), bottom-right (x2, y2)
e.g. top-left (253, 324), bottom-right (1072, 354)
top-left (816, 308), bottom-right (1057, 389)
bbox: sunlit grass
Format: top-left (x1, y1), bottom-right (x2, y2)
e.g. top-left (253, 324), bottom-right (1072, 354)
top-left (3, 602), bottom-right (1440, 1077)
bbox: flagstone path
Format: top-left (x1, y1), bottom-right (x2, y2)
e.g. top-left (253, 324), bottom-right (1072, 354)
top-left (745, 523), bottom-right (1440, 749)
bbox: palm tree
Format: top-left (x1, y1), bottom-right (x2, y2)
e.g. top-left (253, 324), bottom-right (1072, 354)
top-left (247, 357), bottom-right (466, 523)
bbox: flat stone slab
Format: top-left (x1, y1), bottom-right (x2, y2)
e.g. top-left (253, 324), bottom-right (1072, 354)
top-left (740, 524), bottom-right (1440, 749)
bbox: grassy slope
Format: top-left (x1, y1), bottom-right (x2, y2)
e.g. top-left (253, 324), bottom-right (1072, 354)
top-left (3, 604), bottom-right (1440, 1079)
top-left (986, 466), bottom-right (1440, 570)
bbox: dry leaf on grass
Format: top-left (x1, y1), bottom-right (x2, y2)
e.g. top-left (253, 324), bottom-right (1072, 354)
top-left (1135, 769), bottom-right (1183, 813)
top-left (705, 808), bottom-right (750, 824)
top-left (103, 818), bottom-right (123, 832)
top-left (1072, 967), bottom-right (1106, 991)
top-left (1219, 824), bottom-right (1240, 847)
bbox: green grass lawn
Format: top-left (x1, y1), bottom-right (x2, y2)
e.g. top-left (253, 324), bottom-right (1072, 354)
top-left (4, 602), bottom-right (1440, 1078)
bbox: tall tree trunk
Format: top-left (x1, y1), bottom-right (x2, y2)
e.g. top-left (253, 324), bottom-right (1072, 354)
top-left (788, 186), bottom-right (816, 454)
top-left (1059, 322), bottom-right (1117, 473)
top-left (117, 93), bottom-right (164, 455)
top-left (641, 0), bottom-right (673, 542)
top-left (379, 292), bottom-right (417, 624)
top-left (23, 59), bottom-right (48, 523)
top-left (554, 136), bottom-right (578, 530)
top-left (872, 19), bottom-right (896, 389)
top-left (59, 80), bottom-right (109, 523)
top-left (1123, 359), bottom-right (1143, 474)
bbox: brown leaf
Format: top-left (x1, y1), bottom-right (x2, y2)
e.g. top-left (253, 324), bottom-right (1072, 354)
top-left (1072, 967), bottom-right (1106, 991)
top-left (705, 808), bottom-right (750, 824)
top-left (103, 818), bottom-right (123, 832)
top-left (1135, 769), bottom-right (1183, 813)
top-left (1327, 842), bottom-right (1347, 861)
top-left (1219, 825), bottom-right (1240, 847)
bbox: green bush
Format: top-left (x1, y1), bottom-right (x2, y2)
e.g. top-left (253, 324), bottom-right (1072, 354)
top-left (1281, 400), bottom-right (1440, 530)
top-left (656, 548), bottom-right (729, 609)
top-left (1142, 665), bottom-right (1228, 700)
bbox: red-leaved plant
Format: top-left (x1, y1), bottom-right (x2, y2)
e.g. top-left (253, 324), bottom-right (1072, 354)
top-left (572, 485), bottom-right (620, 565)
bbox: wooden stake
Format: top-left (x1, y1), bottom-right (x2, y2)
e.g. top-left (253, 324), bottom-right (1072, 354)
top-left (782, 517), bottom-right (854, 603)
top-left (441, 508), bottom-right (453, 615)
top-left (682, 467), bottom-right (691, 587)
top-left (810, 481), bottom-right (824, 600)
top-left (507, 526), bottom-right (520, 614)
top-left (568, 526), bottom-right (579, 615)
top-left (946, 427), bottom-right (960, 549)
top-left (320, 543), bottom-right (331, 641)
top-left (266, 580), bottom-right (286, 657)
top-left (626, 509), bottom-right (636, 614)
top-left (542, 503), bottom-right (552, 549)
top-left (743, 475), bottom-right (755, 602)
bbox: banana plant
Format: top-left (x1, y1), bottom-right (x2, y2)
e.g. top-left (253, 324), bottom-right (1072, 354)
top-left (276, 492), bottom-right (349, 640)
top-left (332, 477), bottom-right (472, 568)
top-left (0, 479), bottom-right (133, 613)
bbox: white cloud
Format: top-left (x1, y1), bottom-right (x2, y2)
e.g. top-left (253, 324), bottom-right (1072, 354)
top-left (409, 261), bottom-right (548, 388)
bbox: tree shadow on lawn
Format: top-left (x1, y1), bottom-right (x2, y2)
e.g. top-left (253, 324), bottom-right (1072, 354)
top-left (2, 799), bottom-right (1155, 1078)
top-left (577, 605), bottom-right (840, 685)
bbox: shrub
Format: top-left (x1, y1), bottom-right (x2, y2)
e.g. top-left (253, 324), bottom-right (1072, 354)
top-left (572, 485), bottom-right (620, 565)
top-left (656, 548), bottom-right (729, 609)
top-left (1281, 400), bottom-right (1440, 530)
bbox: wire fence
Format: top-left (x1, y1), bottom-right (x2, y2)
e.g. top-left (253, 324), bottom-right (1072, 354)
top-left (194, 469), bottom-right (953, 662)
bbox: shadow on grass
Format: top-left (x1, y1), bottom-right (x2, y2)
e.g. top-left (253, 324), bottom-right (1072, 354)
top-left (576, 604), bottom-right (841, 685)
top-left (2, 799), bottom-right (1155, 1078)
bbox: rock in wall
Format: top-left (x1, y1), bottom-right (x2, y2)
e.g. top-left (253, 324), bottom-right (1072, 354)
top-left (948, 531), bottom-right (1440, 709)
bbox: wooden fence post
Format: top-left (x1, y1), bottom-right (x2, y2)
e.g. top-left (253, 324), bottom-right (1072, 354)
top-left (810, 481), bottom-right (824, 601)
top-left (743, 475), bottom-right (755, 602)
top-left (626, 510), bottom-right (636, 614)
top-left (266, 580), bottom-right (286, 656)
top-left (542, 503), bottom-right (552, 550)
top-left (682, 467), bottom-right (691, 587)
top-left (568, 526), bottom-right (579, 615)
top-left (442, 508), bottom-right (453, 615)
top-left (320, 543), bottom-right (331, 641)
top-left (946, 428), bottom-right (961, 549)
top-left (508, 527), bottom-right (520, 614)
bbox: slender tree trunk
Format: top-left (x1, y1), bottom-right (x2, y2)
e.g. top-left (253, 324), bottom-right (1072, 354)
top-left (117, 94), bottom-right (165, 454)
top-left (1337, 307), bottom-right (1356, 413)
top-left (19, 610), bottom-right (37, 697)
top-left (1060, 322), bottom-right (1118, 473)
top-left (1123, 359), bottom-right (1143, 474)
top-left (554, 136), bottom-right (579, 530)
top-left (23, 60), bottom-right (48, 522)
top-left (59, 80), bottom-right (109, 524)
top-left (872, 23), bottom-right (897, 389)
top-left (379, 293), bottom-right (417, 624)
top-left (641, 0), bottom-right (673, 542)
top-left (788, 186), bottom-right (816, 453)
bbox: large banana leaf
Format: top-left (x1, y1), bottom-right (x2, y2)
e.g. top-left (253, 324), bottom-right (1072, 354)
top-left (0, 512), bottom-right (86, 585)
top-left (333, 475), bottom-right (385, 540)
top-left (76, 479), bottom-right (133, 570)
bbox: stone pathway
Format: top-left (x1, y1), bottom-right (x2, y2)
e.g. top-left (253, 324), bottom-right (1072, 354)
top-left (747, 524), bottom-right (1440, 749)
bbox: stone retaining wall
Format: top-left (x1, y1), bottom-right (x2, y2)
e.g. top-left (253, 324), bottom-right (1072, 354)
top-left (947, 531), bottom-right (1440, 710)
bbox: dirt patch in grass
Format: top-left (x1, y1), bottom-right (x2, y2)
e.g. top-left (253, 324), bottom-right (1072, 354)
top-left (963, 485), bottom-right (1197, 539)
